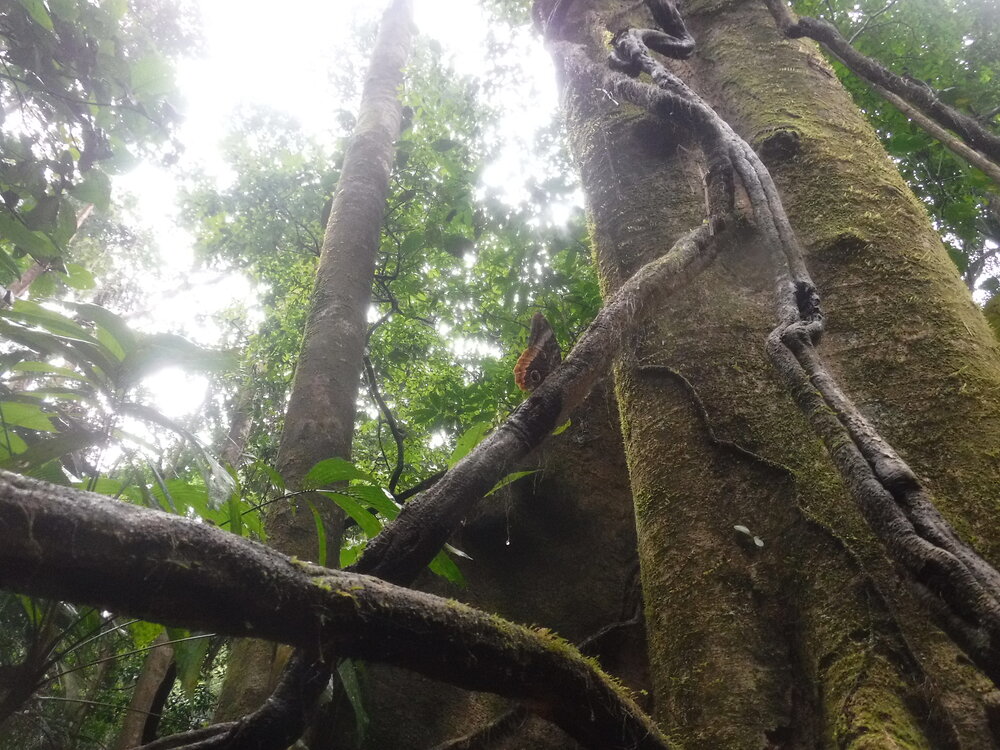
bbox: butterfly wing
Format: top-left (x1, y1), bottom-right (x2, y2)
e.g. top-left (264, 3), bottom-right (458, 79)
top-left (514, 312), bottom-right (561, 392)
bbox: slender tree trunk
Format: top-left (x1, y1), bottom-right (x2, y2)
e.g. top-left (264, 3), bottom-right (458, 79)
top-left (112, 634), bottom-right (175, 749)
top-left (213, 0), bottom-right (414, 721)
top-left (541, 0), bottom-right (1000, 746)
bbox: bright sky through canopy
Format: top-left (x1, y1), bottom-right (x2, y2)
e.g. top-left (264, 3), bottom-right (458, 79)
top-left (117, 0), bottom-right (562, 421)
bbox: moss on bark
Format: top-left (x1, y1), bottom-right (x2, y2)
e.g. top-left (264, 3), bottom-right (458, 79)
top-left (546, 0), bottom-right (1000, 746)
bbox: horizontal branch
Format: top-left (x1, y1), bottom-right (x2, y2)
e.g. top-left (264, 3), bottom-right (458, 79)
top-left (0, 470), bottom-right (670, 750)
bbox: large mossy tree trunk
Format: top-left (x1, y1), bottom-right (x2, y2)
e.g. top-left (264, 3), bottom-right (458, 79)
top-left (214, 0), bottom-right (414, 722)
top-left (540, 0), bottom-right (1000, 746)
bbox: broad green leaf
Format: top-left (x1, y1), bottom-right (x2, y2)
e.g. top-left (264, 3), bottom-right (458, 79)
top-left (17, 0), bottom-right (53, 31)
top-left (0, 430), bottom-right (29, 458)
top-left (119, 333), bottom-right (234, 387)
top-left (306, 500), bottom-right (328, 567)
top-left (167, 628), bottom-right (212, 696)
top-left (338, 660), bottom-right (369, 743)
top-left (66, 302), bottom-right (136, 358)
top-left (47, 0), bottom-right (78, 22)
top-left (227, 497), bottom-right (244, 538)
top-left (0, 213), bottom-right (60, 260)
top-left (0, 429), bottom-right (106, 472)
top-left (3, 300), bottom-right (102, 346)
top-left (78, 477), bottom-right (142, 503)
top-left (428, 548), bottom-right (465, 586)
top-left (69, 171), bottom-right (111, 212)
top-left (447, 421), bottom-right (491, 467)
top-left (485, 470), bottom-right (536, 497)
top-left (340, 538), bottom-right (365, 569)
top-left (12, 361), bottom-right (87, 381)
top-left (350, 483), bottom-right (401, 519)
top-left (61, 264), bottom-right (96, 291)
top-left (0, 248), bottom-right (21, 283)
top-left (304, 457), bottom-right (376, 488)
top-left (18, 595), bottom-right (44, 626)
top-left (0, 319), bottom-right (112, 388)
top-left (318, 491), bottom-right (381, 537)
top-left (0, 401), bottom-right (57, 432)
top-left (130, 622), bottom-right (165, 650)
top-left (131, 55), bottom-right (174, 98)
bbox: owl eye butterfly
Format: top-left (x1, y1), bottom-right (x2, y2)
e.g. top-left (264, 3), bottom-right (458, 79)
top-left (514, 312), bottom-right (561, 392)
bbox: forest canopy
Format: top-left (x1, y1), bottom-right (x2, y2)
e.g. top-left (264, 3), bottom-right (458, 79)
top-left (0, 0), bottom-right (999, 748)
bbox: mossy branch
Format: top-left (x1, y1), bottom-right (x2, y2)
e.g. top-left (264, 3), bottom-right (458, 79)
top-left (0, 470), bottom-right (671, 750)
top-left (763, 0), bottom-right (1000, 184)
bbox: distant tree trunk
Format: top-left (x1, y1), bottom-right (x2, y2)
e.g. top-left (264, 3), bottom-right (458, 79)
top-left (112, 634), bottom-right (174, 750)
top-left (213, 0), bottom-right (414, 721)
top-left (541, 0), bottom-right (1000, 746)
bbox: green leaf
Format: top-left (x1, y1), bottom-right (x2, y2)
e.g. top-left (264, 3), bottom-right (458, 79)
top-left (485, 470), bottom-right (536, 497)
top-left (131, 54), bottom-right (174, 98)
top-left (0, 430), bottom-right (29, 459)
top-left (68, 172), bottom-right (112, 212)
top-left (0, 248), bottom-right (22, 283)
top-left (317, 491), bottom-right (382, 537)
top-left (61, 264), bottom-right (95, 291)
top-left (17, 0), bottom-right (53, 31)
top-left (66, 303), bottom-right (135, 358)
top-left (340, 538), bottom-right (365, 568)
top-left (11, 360), bottom-right (87, 381)
top-left (0, 429), bottom-right (106, 472)
top-left (78, 477), bottom-right (142, 503)
top-left (3, 300), bottom-right (102, 347)
top-left (447, 421), bottom-right (491, 467)
top-left (129, 621), bottom-right (165, 649)
top-left (47, 0), bottom-right (78, 22)
top-left (306, 499), bottom-right (328, 567)
top-left (304, 457), bottom-right (376, 488)
top-left (18, 595), bottom-right (44, 626)
top-left (349, 483), bottom-right (401, 519)
top-left (150, 478), bottom-right (210, 518)
top-left (552, 419), bottom-right (571, 436)
top-left (0, 213), bottom-right (60, 260)
top-left (226, 497), bottom-right (244, 537)
top-left (0, 401), bottom-right (57, 432)
top-left (168, 628), bottom-right (212, 696)
top-left (428, 548), bottom-right (465, 586)
top-left (337, 660), bottom-right (369, 742)
top-left (118, 333), bottom-right (234, 387)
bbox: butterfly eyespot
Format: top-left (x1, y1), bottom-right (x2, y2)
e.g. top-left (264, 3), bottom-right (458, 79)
top-left (513, 312), bottom-right (562, 392)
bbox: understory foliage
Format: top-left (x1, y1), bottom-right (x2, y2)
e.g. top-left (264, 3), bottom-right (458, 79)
top-left (0, 0), bottom-right (997, 746)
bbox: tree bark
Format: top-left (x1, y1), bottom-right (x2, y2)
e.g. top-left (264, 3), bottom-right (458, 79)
top-left (541, 0), bottom-right (1000, 746)
top-left (0, 470), bottom-right (668, 750)
top-left (214, 0), bottom-right (414, 721)
top-left (347, 382), bottom-right (650, 749)
top-left (112, 633), bottom-right (175, 750)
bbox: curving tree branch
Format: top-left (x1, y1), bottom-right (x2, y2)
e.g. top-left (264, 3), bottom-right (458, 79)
top-left (763, 0), bottom-right (1000, 183)
top-left (0, 470), bottom-right (670, 750)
